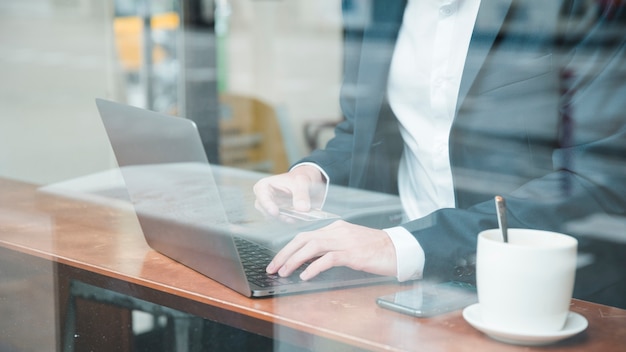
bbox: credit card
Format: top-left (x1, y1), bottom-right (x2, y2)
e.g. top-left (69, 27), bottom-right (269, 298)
top-left (279, 207), bottom-right (341, 222)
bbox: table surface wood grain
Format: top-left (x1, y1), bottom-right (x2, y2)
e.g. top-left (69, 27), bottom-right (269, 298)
top-left (1, 178), bottom-right (624, 351)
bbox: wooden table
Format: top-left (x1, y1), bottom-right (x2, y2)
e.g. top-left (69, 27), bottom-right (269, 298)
top-left (1, 177), bottom-right (625, 351)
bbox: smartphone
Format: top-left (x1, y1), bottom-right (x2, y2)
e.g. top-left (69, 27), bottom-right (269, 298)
top-left (376, 281), bottom-right (477, 318)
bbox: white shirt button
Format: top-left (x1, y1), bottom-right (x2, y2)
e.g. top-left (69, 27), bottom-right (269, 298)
top-left (439, 1), bottom-right (458, 17)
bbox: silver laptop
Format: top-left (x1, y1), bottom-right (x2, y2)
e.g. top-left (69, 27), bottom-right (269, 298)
top-left (95, 98), bottom-right (396, 297)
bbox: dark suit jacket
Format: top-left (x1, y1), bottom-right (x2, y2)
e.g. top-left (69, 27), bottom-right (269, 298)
top-left (300, 0), bottom-right (626, 306)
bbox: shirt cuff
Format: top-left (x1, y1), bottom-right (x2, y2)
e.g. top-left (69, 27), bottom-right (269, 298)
top-left (290, 162), bottom-right (330, 208)
top-left (383, 226), bottom-right (424, 282)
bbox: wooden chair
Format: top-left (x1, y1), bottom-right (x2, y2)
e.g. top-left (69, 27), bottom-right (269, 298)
top-left (218, 94), bottom-right (289, 174)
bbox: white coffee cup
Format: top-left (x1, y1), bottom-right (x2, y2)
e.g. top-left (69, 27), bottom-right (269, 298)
top-left (476, 228), bottom-right (577, 333)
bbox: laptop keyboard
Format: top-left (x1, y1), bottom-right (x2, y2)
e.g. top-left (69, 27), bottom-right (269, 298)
top-left (234, 236), bottom-right (377, 288)
top-left (234, 236), bottom-right (311, 287)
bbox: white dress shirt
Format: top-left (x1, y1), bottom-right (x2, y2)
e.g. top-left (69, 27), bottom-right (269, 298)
top-left (297, 0), bottom-right (481, 281)
top-left (385, 0), bottom-right (481, 281)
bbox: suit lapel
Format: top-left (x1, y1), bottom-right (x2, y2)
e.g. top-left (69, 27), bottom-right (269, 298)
top-left (457, 0), bottom-right (513, 114)
top-left (350, 1), bottom-right (405, 188)
top-left (348, 0), bottom-right (514, 188)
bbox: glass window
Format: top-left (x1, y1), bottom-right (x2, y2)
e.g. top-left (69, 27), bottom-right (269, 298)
top-left (1, 1), bottom-right (624, 350)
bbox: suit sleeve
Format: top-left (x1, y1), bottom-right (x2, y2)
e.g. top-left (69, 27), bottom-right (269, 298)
top-left (406, 7), bottom-right (626, 287)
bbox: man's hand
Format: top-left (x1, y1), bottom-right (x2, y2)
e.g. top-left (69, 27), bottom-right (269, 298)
top-left (266, 220), bottom-right (398, 280)
top-left (253, 165), bottom-right (326, 218)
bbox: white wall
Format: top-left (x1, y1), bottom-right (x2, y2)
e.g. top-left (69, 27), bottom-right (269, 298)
top-left (0, 0), bottom-right (119, 185)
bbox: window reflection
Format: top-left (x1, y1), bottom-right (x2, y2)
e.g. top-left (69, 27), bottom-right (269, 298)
top-left (0, 1), bottom-right (625, 351)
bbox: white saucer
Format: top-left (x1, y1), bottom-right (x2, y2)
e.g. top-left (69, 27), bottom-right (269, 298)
top-left (462, 303), bottom-right (588, 346)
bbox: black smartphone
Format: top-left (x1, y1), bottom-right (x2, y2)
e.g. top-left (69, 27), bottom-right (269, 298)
top-left (376, 281), bottom-right (478, 318)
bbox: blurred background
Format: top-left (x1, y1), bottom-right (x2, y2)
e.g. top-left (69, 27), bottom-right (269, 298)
top-left (0, 1), bottom-right (347, 350)
top-left (0, 0), bottom-right (347, 186)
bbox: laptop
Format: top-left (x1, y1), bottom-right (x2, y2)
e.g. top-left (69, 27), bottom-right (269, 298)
top-left (95, 98), bottom-right (396, 297)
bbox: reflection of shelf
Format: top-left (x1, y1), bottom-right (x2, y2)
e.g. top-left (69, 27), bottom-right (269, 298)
top-left (113, 12), bottom-right (180, 71)
top-left (220, 133), bottom-right (263, 148)
top-left (565, 213), bottom-right (626, 244)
